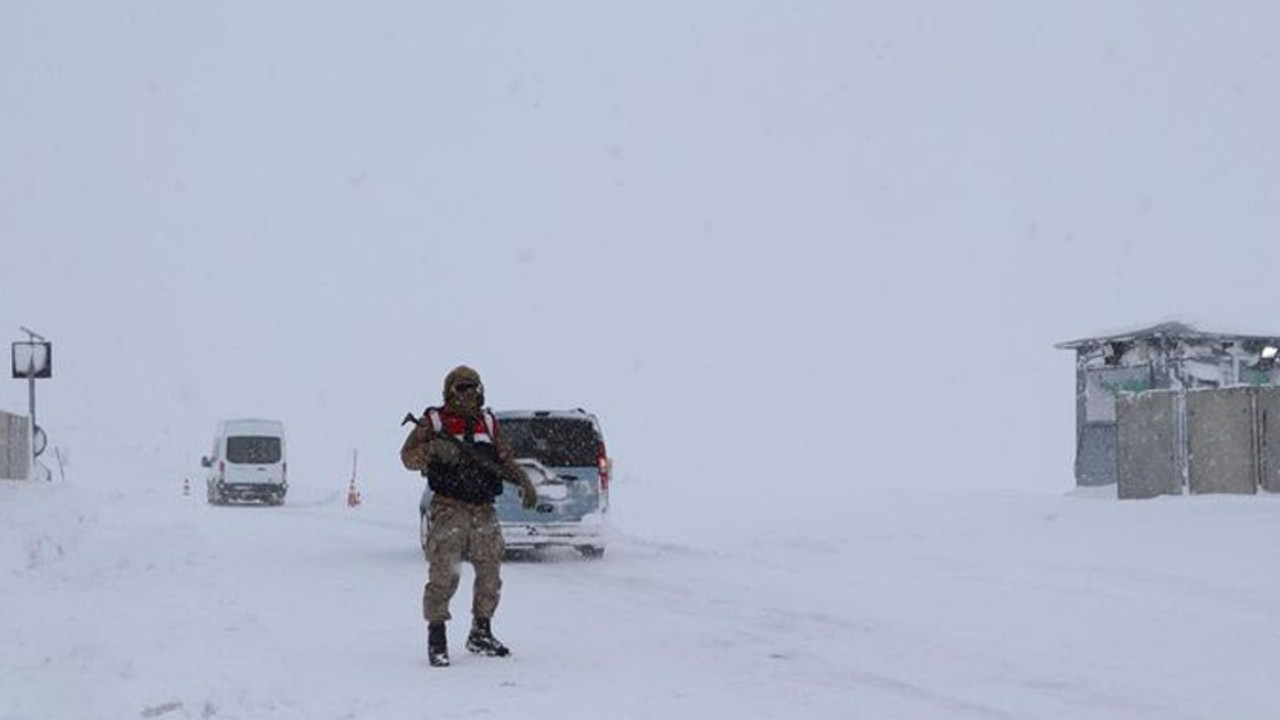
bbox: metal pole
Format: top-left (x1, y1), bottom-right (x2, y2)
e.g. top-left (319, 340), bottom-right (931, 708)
top-left (27, 345), bottom-right (36, 469)
top-left (18, 326), bottom-right (45, 473)
top-left (28, 364), bottom-right (36, 429)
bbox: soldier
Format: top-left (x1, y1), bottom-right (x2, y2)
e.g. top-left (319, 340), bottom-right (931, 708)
top-left (401, 365), bottom-right (538, 667)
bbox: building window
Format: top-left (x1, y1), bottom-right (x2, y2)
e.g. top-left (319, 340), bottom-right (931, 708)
top-left (1085, 367), bottom-right (1152, 422)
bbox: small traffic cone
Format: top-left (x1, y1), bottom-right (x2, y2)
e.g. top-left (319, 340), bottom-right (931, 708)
top-left (346, 477), bottom-right (361, 508)
top-left (183, 478), bottom-right (191, 497)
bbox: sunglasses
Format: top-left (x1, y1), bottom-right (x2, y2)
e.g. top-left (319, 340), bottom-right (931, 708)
top-left (453, 382), bottom-right (483, 394)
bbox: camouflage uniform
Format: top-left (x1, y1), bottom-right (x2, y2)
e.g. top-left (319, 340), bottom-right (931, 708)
top-left (421, 494), bottom-right (505, 622)
top-left (401, 365), bottom-right (536, 665)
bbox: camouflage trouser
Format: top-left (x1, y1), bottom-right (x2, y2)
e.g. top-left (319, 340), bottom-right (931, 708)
top-left (423, 495), bottom-right (505, 623)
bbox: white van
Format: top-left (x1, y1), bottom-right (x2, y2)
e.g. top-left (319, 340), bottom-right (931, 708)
top-left (202, 418), bottom-right (288, 505)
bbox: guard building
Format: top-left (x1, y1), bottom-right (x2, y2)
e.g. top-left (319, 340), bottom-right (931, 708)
top-left (1055, 321), bottom-right (1280, 488)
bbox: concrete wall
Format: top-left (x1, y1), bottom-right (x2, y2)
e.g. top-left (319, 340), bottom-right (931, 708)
top-left (1116, 391), bottom-right (1181, 499)
top-left (1187, 387), bottom-right (1257, 494)
top-left (1114, 387), bottom-right (1280, 498)
top-left (0, 410), bottom-right (31, 479)
top-left (1259, 389), bottom-right (1280, 492)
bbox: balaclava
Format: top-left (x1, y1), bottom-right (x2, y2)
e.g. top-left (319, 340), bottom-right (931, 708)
top-left (442, 365), bottom-right (485, 419)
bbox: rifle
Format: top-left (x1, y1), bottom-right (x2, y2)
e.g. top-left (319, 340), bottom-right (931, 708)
top-left (402, 412), bottom-right (525, 486)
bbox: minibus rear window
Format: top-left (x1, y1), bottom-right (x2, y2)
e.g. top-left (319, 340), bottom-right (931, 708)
top-left (226, 436), bottom-right (282, 464)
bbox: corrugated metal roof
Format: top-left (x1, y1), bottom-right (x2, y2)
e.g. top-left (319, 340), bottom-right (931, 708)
top-left (1055, 321), bottom-right (1280, 350)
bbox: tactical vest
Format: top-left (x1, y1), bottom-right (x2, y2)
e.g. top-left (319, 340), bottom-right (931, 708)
top-left (422, 407), bottom-right (506, 504)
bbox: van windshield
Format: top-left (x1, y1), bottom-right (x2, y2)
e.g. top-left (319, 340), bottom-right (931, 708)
top-left (226, 436), bottom-right (282, 464)
top-left (500, 418), bottom-right (598, 467)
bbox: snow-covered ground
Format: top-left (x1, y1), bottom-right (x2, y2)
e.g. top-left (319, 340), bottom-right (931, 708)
top-left (5, 464), bottom-right (1280, 720)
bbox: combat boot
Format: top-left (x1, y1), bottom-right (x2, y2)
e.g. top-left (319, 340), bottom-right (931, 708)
top-left (465, 617), bottom-right (510, 657)
top-left (428, 621), bottom-right (450, 667)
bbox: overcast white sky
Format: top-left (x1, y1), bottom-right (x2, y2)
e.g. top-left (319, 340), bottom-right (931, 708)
top-left (3, 2), bottom-right (1278, 498)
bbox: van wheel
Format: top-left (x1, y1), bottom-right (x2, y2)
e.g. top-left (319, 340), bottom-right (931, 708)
top-left (577, 546), bottom-right (605, 560)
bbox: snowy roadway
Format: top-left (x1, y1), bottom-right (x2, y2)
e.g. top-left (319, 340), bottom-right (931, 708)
top-left (5, 476), bottom-right (1280, 719)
